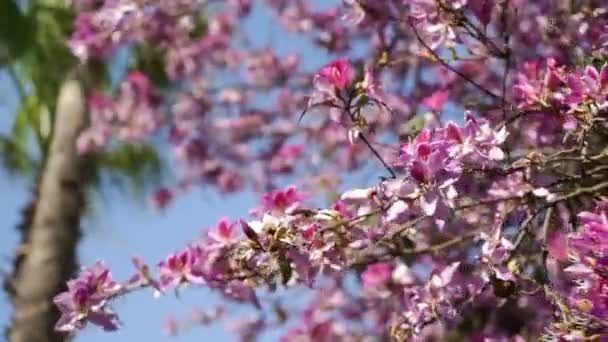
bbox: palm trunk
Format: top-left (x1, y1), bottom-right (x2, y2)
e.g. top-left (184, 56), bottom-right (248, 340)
top-left (5, 77), bottom-right (88, 342)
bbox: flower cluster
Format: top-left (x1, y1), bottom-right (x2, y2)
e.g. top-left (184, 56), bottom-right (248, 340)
top-left (564, 202), bottom-right (608, 321)
top-left (390, 114), bottom-right (506, 223)
top-left (54, 262), bottom-right (121, 332)
top-left (77, 72), bottom-right (164, 153)
top-left (52, 0), bottom-right (608, 340)
top-left (56, 125), bottom-right (512, 337)
top-left (514, 59), bottom-right (608, 132)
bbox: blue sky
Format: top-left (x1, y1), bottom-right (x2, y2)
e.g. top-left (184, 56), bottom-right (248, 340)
top-left (0, 1), bottom-right (343, 341)
top-left (0, 68), bottom-right (257, 340)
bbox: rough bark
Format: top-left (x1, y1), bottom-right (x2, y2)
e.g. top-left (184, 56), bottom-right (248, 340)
top-left (6, 77), bottom-right (88, 342)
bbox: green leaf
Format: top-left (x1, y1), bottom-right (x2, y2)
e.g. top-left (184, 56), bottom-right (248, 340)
top-left (131, 45), bottom-right (170, 89)
top-left (18, 3), bottom-right (76, 105)
top-left (189, 13), bottom-right (208, 40)
top-left (399, 116), bottom-right (425, 140)
top-left (0, 135), bottom-right (37, 176)
top-left (0, 0), bottom-right (32, 65)
top-left (12, 94), bottom-right (51, 155)
top-left (325, 191), bottom-right (341, 206)
top-left (94, 143), bottom-right (165, 195)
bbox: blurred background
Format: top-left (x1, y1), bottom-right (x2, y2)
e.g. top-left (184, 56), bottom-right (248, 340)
top-left (0, 1), bottom-right (338, 341)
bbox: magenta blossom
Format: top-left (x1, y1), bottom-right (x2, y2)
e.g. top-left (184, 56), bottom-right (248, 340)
top-left (55, 0), bottom-right (608, 340)
top-left (221, 281), bottom-right (261, 309)
top-left (252, 185), bottom-right (305, 215)
top-left (162, 315), bottom-right (178, 336)
top-left (54, 262), bottom-right (122, 333)
top-left (158, 246), bottom-right (206, 290)
top-left (400, 129), bottom-right (447, 183)
top-left (127, 257), bottom-right (162, 293)
top-left (362, 263), bottom-right (393, 289)
top-left (444, 113), bottom-right (508, 163)
top-left (422, 90), bottom-right (449, 112)
top-left (565, 63), bottom-right (608, 110)
top-left (314, 58), bottom-right (353, 92)
top-left (78, 71), bottom-right (164, 153)
top-left (270, 144), bottom-right (303, 173)
top-left (563, 202), bottom-right (608, 320)
top-left (206, 217), bottom-right (241, 247)
top-left (149, 187), bottom-right (174, 210)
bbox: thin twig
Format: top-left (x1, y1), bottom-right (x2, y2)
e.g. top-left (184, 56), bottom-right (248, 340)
top-left (434, 0), bottom-right (505, 57)
top-left (7, 65), bottom-right (27, 100)
top-left (551, 180), bottom-right (608, 203)
top-left (407, 21), bottom-right (501, 100)
top-left (401, 228), bottom-right (480, 256)
top-left (510, 208), bottom-right (544, 255)
top-left (500, 0), bottom-right (512, 123)
top-left (358, 133), bottom-right (397, 179)
top-left (499, 0), bottom-right (512, 162)
top-left (344, 92), bottom-right (397, 179)
top-left (454, 195), bottom-right (523, 211)
top-left (351, 226), bottom-right (481, 268)
top-left (509, 181), bottom-right (608, 259)
top-left (318, 197), bottom-right (405, 235)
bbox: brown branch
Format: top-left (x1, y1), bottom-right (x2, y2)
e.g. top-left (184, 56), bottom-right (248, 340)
top-left (551, 181), bottom-right (608, 203)
top-left (357, 132), bottom-right (397, 179)
top-left (407, 21), bottom-right (502, 100)
top-left (508, 181), bottom-right (608, 260)
top-left (400, 228), bottom-right (480, 256)
top-left (434, 0), bottom-right (506, 57)
top-left (344, 95), bottom-right (397, 179)
top-left (350, 226), bottom-right (481, 268)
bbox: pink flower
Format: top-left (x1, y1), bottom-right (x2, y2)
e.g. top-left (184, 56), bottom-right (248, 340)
top-left (54, 262), bottom-right (122, 333)
top-left (314, 58), bottom-right (353, 92)
top-left (78, 71), bottom-right (164, 152)
top-left (158, 246), bottom-right (206, 290)
top-left (253, 185), bottom-right (305, 215)
top-left (270, 144), bottom-right (303, 173)
top-left (360, 64), bottom-right (385, 101)
top-left (342, 0), bottom-right (366, 25)
top-left (514, 58), bottom-right (565, 108)
top-left (221, 281), bottom-right (261, 309)
top-left (207, 218), bottom-right (241, 246)
top-left (287, 248), bottom-right (317, 287)
top-left (150, 187), bottom-right (174, 210)
top-left (563, 202), bottom-right (608, 320)
top-left (444, 114), bottom-right (507, 162)
top-left (547, 230), bottom-right (569, 262)
top-left (400, 130), bottom-right (446, 183)
top-left (128, 257), bottom-right (162, 292)
top-left (480, 223), bottom-right (515, 281)
top-left (162, 316), bottom-right (178, 336)
top-left (569, 203), bottom-right (608, 255)
top-left (422, 90), bottom-right (449, 112)
top-left (400, 128), bottom-right (431, 162)
top-left (429, 262), bottom-right (461, 289)
top-left (361, 263), bottom-right (392, 289)
top-left (468, 0), bottom-right (495, 27)
top-left (565, 63), bottom-right (608, 109)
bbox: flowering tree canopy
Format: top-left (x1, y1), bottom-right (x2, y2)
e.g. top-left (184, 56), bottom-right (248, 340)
top-left (55, 0), bottom-right (608, 340)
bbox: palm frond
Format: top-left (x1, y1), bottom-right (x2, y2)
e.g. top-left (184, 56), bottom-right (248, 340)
top-left (93, 143), bottom-right (166, 196)
top-left (0, 135), bottom-right (37, 176)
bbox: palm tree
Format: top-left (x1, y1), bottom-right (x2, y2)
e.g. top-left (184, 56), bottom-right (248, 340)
top-left (1, 1), bottom-right (163, 341)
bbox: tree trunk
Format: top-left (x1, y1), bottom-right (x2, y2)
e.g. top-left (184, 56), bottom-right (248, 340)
top-left (5, 77), bottom-right (88, 342)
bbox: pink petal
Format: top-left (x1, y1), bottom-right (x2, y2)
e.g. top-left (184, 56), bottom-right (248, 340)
top-left (585, 65), bottom-right (599, 82)
top-left (488, 146), bottom-right (505, 161)
top-left (600, 63), bottom-right (608, 91)
top-left (422, 90), bottom-right (449, 112)
top-left (547, 230), bottom-right (569, 261)
top-left (420, 192), bottom-right (438, 216)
